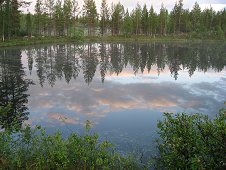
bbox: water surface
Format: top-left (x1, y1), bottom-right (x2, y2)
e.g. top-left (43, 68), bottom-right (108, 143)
top-left (0, 42), bottom-right (225, 154)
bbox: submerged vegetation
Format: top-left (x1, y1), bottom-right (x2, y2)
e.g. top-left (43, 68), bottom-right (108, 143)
top-left (0, 104), bottom-right (225, 169)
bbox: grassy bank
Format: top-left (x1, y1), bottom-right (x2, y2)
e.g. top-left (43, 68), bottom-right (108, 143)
top-left (0, 35), bottom-right (225, 48)
top-left (0, 36), bottom-right (82, 48)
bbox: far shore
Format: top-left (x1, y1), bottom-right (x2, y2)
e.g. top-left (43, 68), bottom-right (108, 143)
top-left (0, 35), bottom-right (225, 48)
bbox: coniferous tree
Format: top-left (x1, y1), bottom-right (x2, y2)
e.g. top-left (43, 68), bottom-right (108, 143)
top-left (54, 0), bottom-right (64, 36)
top-left (100, 0), bottom-right (109, 36)
top-left (64, 0), bottom-right (73, 36)
top-left (149, 5), bottom-right (157, 36)
top-left (83, 0), bottom-right (98, 36)
top-left (35, 0), bottom-right (43, 35)
top-left (141, 4), bottom-right (148, 35)
top-left (26, 11), bottom-right (32, 36)
top-left (159, 3), bottom-right (168, 35)
top-left (122, 9), bottom-right (132, 36)
top-left (45, 0), bottom-right (54, 36)
top-left (111, 2), bottom-right (124, 35)
top-left (190, 2), bottom-right (201, 32)
top-left (132, 3), bottom-right (142, 35)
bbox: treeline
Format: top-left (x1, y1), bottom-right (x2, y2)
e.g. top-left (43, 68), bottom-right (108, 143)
top-left (0, 0), bottom-right (226, 41)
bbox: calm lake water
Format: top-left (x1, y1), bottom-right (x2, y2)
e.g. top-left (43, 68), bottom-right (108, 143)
top-left (0, 42), bottom-right (226, 154)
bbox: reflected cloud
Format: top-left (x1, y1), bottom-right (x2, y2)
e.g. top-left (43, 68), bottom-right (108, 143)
top-left (19, 42), bottom-right (226, 127)
top-left (48, 113), bottom-right (80, 125)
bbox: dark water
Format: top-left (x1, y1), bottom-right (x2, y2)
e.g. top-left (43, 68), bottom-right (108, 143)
top-left (0, 42), bottom-right (226, 154)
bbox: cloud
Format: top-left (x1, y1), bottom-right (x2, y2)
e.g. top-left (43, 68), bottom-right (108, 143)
top-left (27, 69), bottom-right (226, 127)
top-left (48, 112), bottom-right (80, 124)
top-left (23, 0), bottom-right (226, 14)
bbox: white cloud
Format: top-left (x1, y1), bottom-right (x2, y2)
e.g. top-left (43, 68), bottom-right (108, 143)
top-left (22, 0), bottom-right (226, 14)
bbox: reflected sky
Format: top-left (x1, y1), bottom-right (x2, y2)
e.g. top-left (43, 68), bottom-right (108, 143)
top-left (5, 42), bottom-right (226, 152)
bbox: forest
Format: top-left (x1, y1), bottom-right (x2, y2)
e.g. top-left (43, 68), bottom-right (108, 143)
top-left (0, 0), bottom-right (226, 41)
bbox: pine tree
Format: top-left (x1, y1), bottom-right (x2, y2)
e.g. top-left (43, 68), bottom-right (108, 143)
top-left (45, 0), bottom-right (55, 36)
top-left (149, 5), bottom-right (157, 36)
top-left (35, 0), bottom-right (42, 35)
top-left (159, 3), bottom-right (168, 35)
top-left (11, 0), bottom-right (20, 36)
top-left (54, 0), bottom-right (64, 36)
top-left (64, 0), bottom-right (73, 36)
top-left (83, 0), bottom-right (98, 36)
top-left (132, 3), bottom-right (142, 35)
top-left (190, 2), bottom-right (201, 32)
top-left (141, 4), bottom-right (148, 35)
top-left (100, 0), bottom-right (109, 36)
top-left (111, 2), bottom-right (124, 35)
top-left (26, 11), bottom-right (32, 36)
top-left (122, 9), bottom-right (132, 36)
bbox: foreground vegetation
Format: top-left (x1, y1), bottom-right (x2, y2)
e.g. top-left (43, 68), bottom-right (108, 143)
top-left (0, 105), bottom-right (225, 169)
top-left (0, 122), bottom-right (141, 169)
top-left (156, 108), bottom-right (226, 169)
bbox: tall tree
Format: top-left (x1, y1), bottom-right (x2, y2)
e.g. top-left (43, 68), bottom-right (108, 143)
top-left (63, 0), bottom-right (73, 36)
top-left (159, 3), bottom-right (168, 35)
top-left (54, 0), bottom-right (64, 36)
top-left (141, 4), bottom-right (148, 35)
top-left (149, 5), bottom-right (157, 36)
top-left (35, 0), bottom-right (43, 35)
top-left (122, 9), bottom-right (132, 36)
top-left (100, 0), bottom-right (109, 36)
top-left (83, 0), bottom-right (98, 36)
top-left (132, 3), bottom-right (142, 35)
top-left (111, 2), bottom-right (124, 35)
top-left (190, 2), bottom-right (201, 32)
top-left (171, 0), bottom-right (184, 33)
top-left (11, 0), bottom-right (20, 36)
top-left (45, 0), bottom-right (55, 36)
top-left (26, 11), bottom-right (32, 36)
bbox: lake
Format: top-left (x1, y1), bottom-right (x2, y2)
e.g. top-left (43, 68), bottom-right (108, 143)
top-left (0, 42), bottom-right (226, 155)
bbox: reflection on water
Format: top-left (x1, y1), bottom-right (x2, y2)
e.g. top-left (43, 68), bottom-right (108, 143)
top-left (0, 49), bottom-right (33, 129)
top-left (0, 42), bottom-right (226, 152)
top-left (25, 42), bottom-right (225, 86)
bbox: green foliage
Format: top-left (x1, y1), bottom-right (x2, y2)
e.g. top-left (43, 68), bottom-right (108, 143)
top-left (156, 108), bottom-right (226, 169)
top-left (216, 26), bottom-right (225, 40)
top-left (0, 124), bottom-right (141, 169)
top-left (0, 104), bottom-right (23, 131)
top-left (69, 27), bottom-right (84, 42)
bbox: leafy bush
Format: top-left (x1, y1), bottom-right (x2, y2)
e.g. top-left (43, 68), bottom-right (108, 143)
top-left (156, 108), bottom-right (226, 169)
top-left (0, 125), bottom-right (141, 169)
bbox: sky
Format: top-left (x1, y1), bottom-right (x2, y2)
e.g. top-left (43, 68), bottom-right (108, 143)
top-left (22, 0), bottom-right (226, 14)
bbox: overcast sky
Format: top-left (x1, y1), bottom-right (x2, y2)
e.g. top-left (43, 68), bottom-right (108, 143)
top-left (23, 0), bottom-right (226, 14)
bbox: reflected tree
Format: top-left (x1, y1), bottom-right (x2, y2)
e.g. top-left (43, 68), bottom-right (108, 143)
top-left (99, 43), bottom-right (109, 83)
top-left (82, 43), bottom-right (98, 85)
top-left (23, 42), bottom-right (226, 86)
top-left (0, 49), bottom-right (33, 129)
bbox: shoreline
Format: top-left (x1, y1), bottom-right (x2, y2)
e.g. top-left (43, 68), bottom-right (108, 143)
top-left (0, 36), bottom-right (225, 48)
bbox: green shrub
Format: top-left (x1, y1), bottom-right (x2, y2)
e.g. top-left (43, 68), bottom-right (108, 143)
top-left (69, 27), bottom-right (84, 42)
top-left (156, 108), bottom-right (226, 169)
top-left (216, 26), bottom-right (225, 40)
top-left (0, 124), bottom-right (142, 169)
